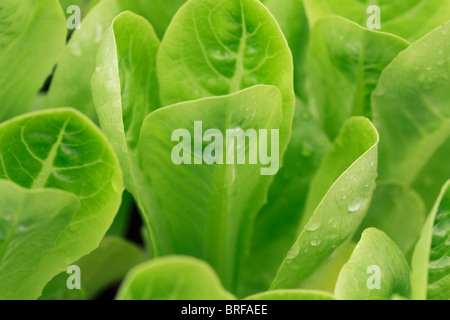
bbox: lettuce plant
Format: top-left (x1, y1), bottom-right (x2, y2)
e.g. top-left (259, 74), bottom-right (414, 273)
top-left (0, 0), bottom-right (448, 301)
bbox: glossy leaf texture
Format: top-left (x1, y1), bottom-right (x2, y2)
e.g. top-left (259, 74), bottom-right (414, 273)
top-left (307, 16), bottom-right (409, 139)
top-left (0, 180), bottom-right (79, 299)
top-left (91, 11), bottom-right (160, 239)
top-left (116, 256), bottom-right (235, 300)
top-left (303, 0), bottom-right (450, 42)
top-left (412, 180), bottom-right (450, 300)
top-left (271, 117), bottom-right (379, 289)
top-left (40, 236), bottom-right (146, 300)
top-left (0, 0), bottom-right (66, 121)
top-left (246, 289), bottom-right (334, 300)
top-left (0, 108), bottom-right (123, 299)
top-left (45, 0), bottom-right (160, 119)
top-left (356, 182), bottom-right (426, 257)
top-left (335, 228), bottom-right (411, 300)
top-left (238, 98), bottom-right (330, 297)
top-left (157, 0), bottom-right (295, 154)
top-left (373, 22), bottom-right (450, 208)
top-left (138, 85), bottom-right (282, 291)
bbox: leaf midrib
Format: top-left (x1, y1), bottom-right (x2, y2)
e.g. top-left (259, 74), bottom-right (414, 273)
top-left (31, 117), bottom-right (70, 189)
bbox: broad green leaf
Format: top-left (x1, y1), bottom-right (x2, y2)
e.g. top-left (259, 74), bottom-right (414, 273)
top-left (307, 16), bottom-right (409, 139)
top-left (45, 0), bottom-right (159, 119)
top-left (0, 180), bottom-right (79, 299)
top-left (303, 0), bottom-right (450, 42)
top-left (238, 98), bottom-right (330, 297)
top-left (260, 0), bottom-right (309, 98)
top-left (0, 108), bottom-right (123, 299)
top-left (40, 236), bottom-right (146, 300)
top-left (335, 228), bottom-right (411, 300)
top-left (157, 0), bottom-right (295, 154)
top-left (138, 85), bottom-right (282, 291)
top-left (116, 256), bottom-right (235, 300)
top-left (271, 117), bottom-right (379, 289)
top-left (356, 182), bottom-right (426, 257)
top-left (412, 180), bottom-right (450, 300)
top-left (92, 12), bottom-right (160, 244)
top-left (246, 289), bottom-right (334, 300)
top-left (92, 11), bottom-right (160, 192)
top-left (0, 0), bottom-right (66, 121)
top-left (373, 22), bottom-right (450, 203)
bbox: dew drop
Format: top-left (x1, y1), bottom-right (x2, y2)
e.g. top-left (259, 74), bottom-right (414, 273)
top-left (310, 238), bottom-right (321, 247)
top-left (286, 246), bottom-right (300, 259)
top-left (426, 65), bottom-right (432, 71)
top-left (442, 29), bottom-right (447, 35)
top-left (306, 221), bottom-right (321, 232)
top-left (438, 50), bottom-right (444, 55)
top-left (348, 197), bottom-right (362, 212)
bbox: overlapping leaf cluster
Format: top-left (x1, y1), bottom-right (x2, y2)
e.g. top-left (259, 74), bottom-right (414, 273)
top-left (0, 0), bottom-right (448, 300)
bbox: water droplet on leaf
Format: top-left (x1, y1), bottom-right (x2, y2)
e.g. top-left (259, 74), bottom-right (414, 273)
top-left (311, 238), bottom-right (321, 247)
top-left (348, 197), bottom-right (362, 212)
top-left (306, 221), bottom-right (321, 232)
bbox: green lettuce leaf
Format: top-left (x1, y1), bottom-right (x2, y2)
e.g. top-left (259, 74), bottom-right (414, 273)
top-left (411, 180), bottom-right (450, 300)
top-left (91, 11), bottom-right (160, 244)
top-left (138, 85), bottom-right (282, 291)
top-left (116, 256), bottom-right (235, 300)
top-left (0, 180), bottom-right (79, 299)
top-left (335, 228), bottom-right (411, 300)
top-left (373, 22), bottom-right (450, 208)
top-left (0, 0), bottom-right (66, 121)
top-left (157, 0), bottom-right (294, 154)
top-left (238, 98), bottom-right (330, 296)
top-left (307, 16), bottom-right (409, 139)
top-left (40, 236), bottom-right (146, 300)
top-left (271, 117), bottom-right (379, 289)
top-left (0, 108), bottom-right (123, 299)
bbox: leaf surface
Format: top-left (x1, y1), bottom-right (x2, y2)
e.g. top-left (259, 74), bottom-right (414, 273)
top-left (271, 117), bottom-right (379, 289)
top-left (412, 180), bottom-right (450, 300)
top-left (0, 0), bottom-right (66, 121)
top-left (138, 85), bottom-right (282, 291)
top-left (335, 228), bottom-right (411, 300)
top-left (0, 108), bottom-right (123, 299)
top-left (116, 256), bottom-right (235, 300)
